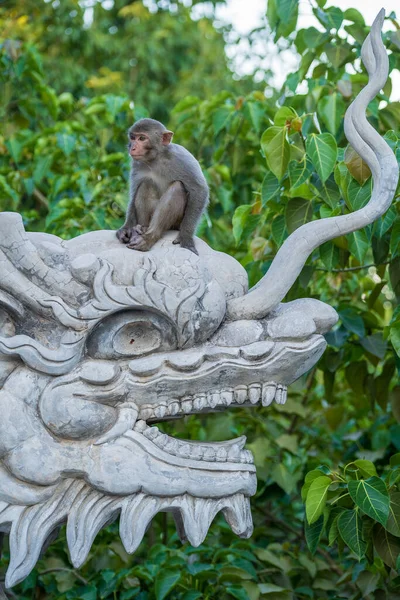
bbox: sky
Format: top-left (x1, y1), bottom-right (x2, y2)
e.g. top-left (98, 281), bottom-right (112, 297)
top-left (214, 0), bottom-right (400, 100)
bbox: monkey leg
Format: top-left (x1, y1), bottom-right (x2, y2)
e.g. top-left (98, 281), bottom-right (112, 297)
top-left (129, 182), bottom-right (187, 251)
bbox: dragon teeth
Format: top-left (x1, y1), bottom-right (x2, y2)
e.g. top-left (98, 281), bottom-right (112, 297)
top-left (227, 444), bottom-right (241, 462)
top-left (144, 427), bottom-right (159, 440)
top-left (234, 386), bottom-right (247, 404)
top-left (134, 420), bottom-right (147, 433)
top-left (249, 384), bottom-right (261, 404)
top-left (202, 447), bottom-right (216, 461)
top-left (139, 406), bottom-right (154, 420)
top-left (207, 392), bottom-right (219, 408)
top-left (169, 401), bottom-right (180, 415)
top-left (221, 390), bottom-right (234, 406)
top-left (181, 399), bottom-right (193, 413)
top-left (222, 494), bottom-right (253, 538)
top-left (120, 493), bottom-right (254, 555)
top-left (277, 385), bottom-right (287, 405)
top-left (193, 395), bottom-right (207, 410)
top-left (216, 447), bottom-right (228, 461)
top-left (262, 382), bottom-right (276, 406)
top-left (154, 405), bottom-right (167, 419)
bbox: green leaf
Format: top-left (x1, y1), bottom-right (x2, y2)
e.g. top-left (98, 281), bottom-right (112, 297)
top-left (316, 7), bottom-right (343, 30)
top-left (232, 205), bottom-right (258, 245)
top-left (271, 463), bottom-right (296, 495)
top-left (347, 229), bottom-right (369, 263)
top-left (373, 524), bottom-right (400, 569)
top-left (247, 101), bottom-right (265, 132)
top-left (303, 27), bottom-right (330, 48)
top-left (271, 215), bottom-right (287, 246)
top-left (276, 0), bottom-right (299, 37)
top-left (306, 475), bottom-right (332, 525)
top-left (288, 158), bottom-right (312, 188)
top-left (346, 179), bottom-right (372, 211)
top-left (391, 218), bottom-right (400, 257)
top-left (360, 334), bottom-right (387, 360)
top-left (33, 155), bottom-right (52, 185)
top-left (105, 95), bottom-right (126, 118)
top-left (306, 133), bottom-right (337, 183)
top-left (305, 515), bottom-right (324, 555)
top-left (276, 0), bottom-right (298, 24)
top-left (155, 570), bottom-right (181, 600)
top-left (318, 93), bottom-right (345, 136)
top-left (262, 127), bottom-right (290, 181)
top-left (285, 198), bottom-right (313, 234)
top-left (261, 171), bottom-right (280, 205)
top-left (351, 460), bottom-right (378, 479)
top-left (319, 241), bottom-right (339, 270)
top-left (213, 108), bottom-right (233, 136)
top-left (337, 509), bottom-right (366, 560)
top-left (348, 477), bottom-right (390, 526)
top-left (386, 492), bottom-right (400, 537)
top-left (325, 43), bottom-right (352, 69)
top-left (5, 138), bottom-right (23, 163)
top-left (339, 308), bottom-right (365, 337)
top-left (56, 133), bottom-right (76, 156)
top-left (274, 106), bottom-right (297, 127)
top-left (343, 8), bottom-right (365, 25)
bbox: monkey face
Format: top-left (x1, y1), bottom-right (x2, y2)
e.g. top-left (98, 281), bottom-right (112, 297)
top-left (128, 131), bottom-right (154, 161)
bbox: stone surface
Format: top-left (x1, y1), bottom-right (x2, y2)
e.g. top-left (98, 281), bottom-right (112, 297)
top-left (0, 11), bottom-right (397, 588)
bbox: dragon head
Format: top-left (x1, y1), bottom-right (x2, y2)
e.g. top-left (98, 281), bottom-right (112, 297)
top-left (0, 215), bottom-right (336, 587)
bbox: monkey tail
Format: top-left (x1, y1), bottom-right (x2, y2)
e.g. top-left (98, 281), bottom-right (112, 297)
top-left (227, 9), bottom-right (398, 321)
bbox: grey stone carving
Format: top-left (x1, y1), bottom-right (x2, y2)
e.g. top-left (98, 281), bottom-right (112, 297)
top-left (0, 10), bottom-right (397, 588)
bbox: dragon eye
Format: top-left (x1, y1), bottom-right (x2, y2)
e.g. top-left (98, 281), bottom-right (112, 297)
top-left (86, 310), bottom-right (177, 359)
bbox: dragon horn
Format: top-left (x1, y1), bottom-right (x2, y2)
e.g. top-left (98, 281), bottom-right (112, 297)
top-left (227, 9), bottom-right (398, 321)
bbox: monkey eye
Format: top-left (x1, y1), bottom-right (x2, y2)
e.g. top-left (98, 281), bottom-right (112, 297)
top-left (139, 135), bottom-right (146, 141)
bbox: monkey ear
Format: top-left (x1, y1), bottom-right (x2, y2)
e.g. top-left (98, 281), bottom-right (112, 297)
top-left (162, 131), bottom-right (174, 145)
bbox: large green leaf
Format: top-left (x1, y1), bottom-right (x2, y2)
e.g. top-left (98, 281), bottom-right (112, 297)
top-left (232, 205), bottom-right (259, 245)
top-left (347, 229), bottom-right (369, 263)
top-left (303, 27), bottom-right (330, 48)
top-left (288, 158), bottom-right (312, 188)
top-left (318, 93), bottom-right (345, 136)
top-left (261, 171), bottom-right (280, 205)
top-left (348, 477), bottom-right (390, 526)
top-left (262, 127), bottom-right (290, 181)
top-left (386, 492), bottom-right (400, 537)
top-left (373, 524), bottom-right (400, 569)
top-left (56, 133), bottom-right (76, 156)
top-left (155, 570), bottom-right (181, 600)
top-left (306, 133), bottom-right (337, 182)
top-left (337, 509), bottom-right (366, 560)
top-left (305, 515), bottom-right (324, 555)
top-left (325, 43), bottom-right (352, 69)
top-left (305, 475), bottom-right (332, 525)
top-left (346, 179), bottom-right (372, 211)
top-left (285, 198), bottom-right (313, 233)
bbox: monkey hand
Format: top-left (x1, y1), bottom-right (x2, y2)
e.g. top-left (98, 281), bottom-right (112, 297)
top-left (173, 234), bottom-right (198, 255)
top-left (116, 226), bottom-right (134, 244)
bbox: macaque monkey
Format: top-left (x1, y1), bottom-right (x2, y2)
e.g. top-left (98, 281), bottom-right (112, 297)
top-left (117, 118), bottom-right (209, 254)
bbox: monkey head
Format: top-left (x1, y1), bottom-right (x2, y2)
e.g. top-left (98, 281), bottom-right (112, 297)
top-left (128, 118), bottom-right (174, 162)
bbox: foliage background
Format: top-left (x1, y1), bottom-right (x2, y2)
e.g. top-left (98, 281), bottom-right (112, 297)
top-left (1, 0), bottom-right (400, 598)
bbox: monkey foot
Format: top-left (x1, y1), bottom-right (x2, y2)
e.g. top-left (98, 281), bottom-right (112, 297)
top-left (173, 236), bottom-right (198, 255)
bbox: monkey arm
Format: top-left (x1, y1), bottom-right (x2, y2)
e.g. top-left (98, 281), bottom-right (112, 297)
top-left (116, 181), bottom-right (140, 243)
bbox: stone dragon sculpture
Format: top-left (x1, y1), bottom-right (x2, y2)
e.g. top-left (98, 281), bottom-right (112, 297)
top-left (0, 11), bottom-right (397, 588)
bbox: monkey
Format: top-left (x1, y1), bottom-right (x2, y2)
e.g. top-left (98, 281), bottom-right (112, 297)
top-left (116, 118), bottom-right (209, 255)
